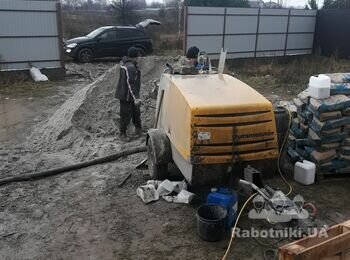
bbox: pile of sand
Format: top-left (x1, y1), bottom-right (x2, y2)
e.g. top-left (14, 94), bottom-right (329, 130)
top-left (28, 56), bottom-right (176, 161)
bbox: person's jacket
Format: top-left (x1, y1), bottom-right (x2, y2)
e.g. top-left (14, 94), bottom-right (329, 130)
top-left (115, 59), bottom-right (141, 102)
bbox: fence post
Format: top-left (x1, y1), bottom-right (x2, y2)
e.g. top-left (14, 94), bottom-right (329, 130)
top-left (56, 2), bottom-right (64, 68)
top-left (284, 9), bottom-right (291, 56)
top-left (254, 8), bottom-right (261, 58)
top-left (183, 6), bottom-right (188, 55)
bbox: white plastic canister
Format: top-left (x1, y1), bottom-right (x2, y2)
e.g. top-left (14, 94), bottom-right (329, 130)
top-left (294, 160), bottom-right (316, 185)
top-left (308, 74), bottom-right (331, 99)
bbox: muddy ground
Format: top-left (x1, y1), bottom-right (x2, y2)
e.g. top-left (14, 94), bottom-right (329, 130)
top-left (0, 58), bottom-right (349, 260)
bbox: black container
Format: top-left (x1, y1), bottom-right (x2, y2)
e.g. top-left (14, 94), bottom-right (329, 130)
top-left (274, 106), bottom-right (290, 150)
top-left (196, 204), bottom-right (227, 242)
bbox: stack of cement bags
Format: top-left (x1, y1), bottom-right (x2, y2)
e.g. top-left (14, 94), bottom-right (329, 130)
top-left (287, 73), bottom-right (350, 174)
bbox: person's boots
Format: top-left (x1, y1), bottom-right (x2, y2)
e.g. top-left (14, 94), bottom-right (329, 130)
top-left (135, 127), bottom-right (143, 137)
top-left (119, 132), bottom-right (129, 142)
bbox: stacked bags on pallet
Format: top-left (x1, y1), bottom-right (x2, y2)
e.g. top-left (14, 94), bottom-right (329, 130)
top-left (287, 73), bottom-right (350, 174)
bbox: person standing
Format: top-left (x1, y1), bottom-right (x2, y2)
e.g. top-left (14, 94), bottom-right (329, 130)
top-left (115, 47), bottom-right (142, 141)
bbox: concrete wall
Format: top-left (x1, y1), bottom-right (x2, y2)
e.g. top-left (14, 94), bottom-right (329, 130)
top-left (0, 0), bottom-right (64, 72)
top-left (184, 7), bottom-right (317, 59)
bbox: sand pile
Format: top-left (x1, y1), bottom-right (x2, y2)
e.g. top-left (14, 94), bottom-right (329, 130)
top-left (29, 56), bottom-right (176, 161)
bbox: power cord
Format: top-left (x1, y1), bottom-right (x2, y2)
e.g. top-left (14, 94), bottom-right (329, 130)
top-left (277, 107), bottom-right (293, 196)
top-left (221, 193), bottom-right (257, 260)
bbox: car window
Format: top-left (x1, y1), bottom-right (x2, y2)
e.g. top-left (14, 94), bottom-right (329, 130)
top-left (98, 30), bottom-right (116, 42)
top-left (86, 27), bottom-right (106, 38)
top-left (117, 29), bottom-right (145, 39)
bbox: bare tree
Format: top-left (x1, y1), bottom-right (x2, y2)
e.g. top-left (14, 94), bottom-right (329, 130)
top-left (62, 0), bottom-right (84, 11)
top-left (166, 0), bottom-right (183, 39)
top-left (111, 0), bottom-right (138, 25)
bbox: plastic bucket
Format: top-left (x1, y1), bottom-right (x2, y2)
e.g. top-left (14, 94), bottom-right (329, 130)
top-left (196, 204), bottom-right (227, 242)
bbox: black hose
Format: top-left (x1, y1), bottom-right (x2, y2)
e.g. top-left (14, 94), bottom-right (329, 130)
top-left (0, 146), bottom-right (147, 187)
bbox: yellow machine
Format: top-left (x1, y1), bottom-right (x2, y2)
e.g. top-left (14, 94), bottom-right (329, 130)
top-left (147, 72), bottom-right (279, 185)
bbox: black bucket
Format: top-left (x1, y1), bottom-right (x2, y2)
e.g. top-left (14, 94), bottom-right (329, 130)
top-left (196, 204), bottom-right (227, 242)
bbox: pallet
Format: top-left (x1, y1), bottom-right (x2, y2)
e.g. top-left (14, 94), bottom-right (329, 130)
top-left (279, 220), bottom-right (350, 260)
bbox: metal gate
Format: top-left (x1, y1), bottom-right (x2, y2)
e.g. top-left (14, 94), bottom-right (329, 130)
top-left (184, 6), bottom-right (317, 59)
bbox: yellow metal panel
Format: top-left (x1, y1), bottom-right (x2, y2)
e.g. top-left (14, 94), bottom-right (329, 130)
top-left (171, 74), bottom-right (271, 112)
top-left (192, 140), bottom-right (277, 154)
top-left (158, 75), bottom-right (192, 160)
top-left (193, 111), bottom-right (272, 126)
top-left (191, 149), bottom-right (279, 164)
top-left (193, 121), bottom-right (277, 145)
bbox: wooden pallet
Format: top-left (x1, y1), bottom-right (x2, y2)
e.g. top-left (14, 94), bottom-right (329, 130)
top-left (279, 220), bottom-right (350, 260)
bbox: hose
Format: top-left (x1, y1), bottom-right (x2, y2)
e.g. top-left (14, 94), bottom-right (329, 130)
top-left (0, 146), bottom-right (147, 187)
top-left (221, 193), bottom-right (257, 260)
top-left (277, 107), bottom-right (293, 196)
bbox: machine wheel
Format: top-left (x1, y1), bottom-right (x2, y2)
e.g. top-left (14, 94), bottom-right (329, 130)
top-left (148, 141), bottom-right (168, 180)
top-left (78, 48), bottom-right (94, 63)
top-left (147, 129), bottom-right (172, 180)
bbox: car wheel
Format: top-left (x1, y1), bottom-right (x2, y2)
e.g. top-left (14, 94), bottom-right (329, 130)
top-left (78, 48), bottom-right (94, 63)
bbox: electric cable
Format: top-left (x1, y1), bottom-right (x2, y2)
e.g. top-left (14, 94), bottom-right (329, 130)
top-left (221, 193), bottom-right (257, 260)
top-left (277, 106), bottom-right (293, 196)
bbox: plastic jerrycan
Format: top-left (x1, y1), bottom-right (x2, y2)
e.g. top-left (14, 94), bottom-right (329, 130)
top-left (207, 187), bottom-right (238, 230)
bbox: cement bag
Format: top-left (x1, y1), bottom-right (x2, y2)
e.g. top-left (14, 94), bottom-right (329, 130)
top-left (288, 134), bottom-right (296, 149)
top-left (336, 166), bottom-right (350, 174)
top-left (295, 138), bottom-right (310, 147)
top-left (318, 142), bottom-right (341, 151)
top-left (307, 106), bottom-right (342, 122)
top-left (298, 109), bottom-right (313, 122)
top-left (320, 159), bottom-right (349, 171)
top-left (342, 137), bottom-right (350, 146)
top-left (308, 128), bottom-right (346, 145)
top-left (326, 73), bottom-right (350, 84)
top-left (298, 89), bottom-right (310, 104)
top-left (304, 146), bottom-right (314, 155)
top-left (291, 125), bottom-right (307, 139)
top-left (339, 146), bottom-right (350, 155)
top-left (293, 98), bottom-right (306, 111)
top-left (297, 113), bottom-right (310, 125)
top-left (309, 95), bottom-right (350, 113)
top-left (287, 147), bottom-right (302, 162)
top-left (311, 149), bottom-right (337, 165)
top-left (342, 108), bottom-right (350, 116)
top-left (30, 67), bottom-right (48, 82)
top-left (310, 116), bottom-right (350, 132)
top-left (338, 153), bottom-right (350, 161)
top-left (296, 146), bottom-right (311, 160)
top-left (299, 122), bottom-right (309, 135)
top-left (343, 124), bottom-right (350, 133)
top-left (330, 83), bottom-right (350, 95)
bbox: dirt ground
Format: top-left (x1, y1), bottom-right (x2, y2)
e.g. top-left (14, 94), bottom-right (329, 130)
top-left (0, 57), bottom-right (349, 260)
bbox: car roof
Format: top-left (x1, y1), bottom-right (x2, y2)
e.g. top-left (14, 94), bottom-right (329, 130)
top-left (117, 26), bottom-right (138, 30)
top-left (100, 26), bottom-right (138, 30)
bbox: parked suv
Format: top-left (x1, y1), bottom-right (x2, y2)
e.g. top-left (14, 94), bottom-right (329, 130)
top-left (64, 19), bottom-right (160, 63)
